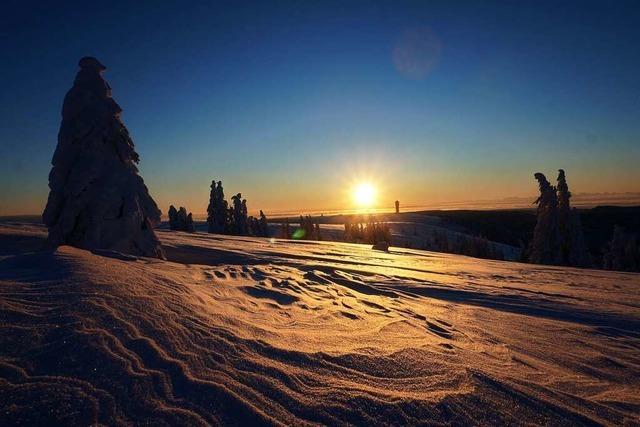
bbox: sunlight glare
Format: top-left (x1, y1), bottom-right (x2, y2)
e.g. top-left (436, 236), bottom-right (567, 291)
top-left (353, 183), bottom-right (376, 208)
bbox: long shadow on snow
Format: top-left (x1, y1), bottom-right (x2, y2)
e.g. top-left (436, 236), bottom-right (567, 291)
top-left (393, 284), bottom-right (640, 334)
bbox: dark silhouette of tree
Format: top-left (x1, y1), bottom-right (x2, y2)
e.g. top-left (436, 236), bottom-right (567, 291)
top-left (206, 180), bottom-right (270, 236)
top-left (258, 210), bottom-right (269, 237)
top-left (230, 193), bottom-right (246, 235)
top-left (169, 206), bottom-right (195, 232)
top-left (556, 169), bottom-right (589, 266)
top-left (241, 199), bottom-right (249, 235)
top-left (226, 206), bottom-right (234, 234)
top-left (246, 211), bottom-right (269, 238)
top-left (343, 216), bottom-right (391, 245)
top-left (529, 173), bottom-right (561, 265)
top-left (186, 213), bottom-right (195, 233)
top-left (168, 205), bottom-right (179, 231)
top-left (207, 180), bottom-right (228, 233)
top-left (557, 169), bottom-right (572, 264)
top-left (42, 57), bottom-right (163, 258)
top-left (528, 170), bottom-right (590, 267)
top-left (216, 182), bottom-right (228, 230)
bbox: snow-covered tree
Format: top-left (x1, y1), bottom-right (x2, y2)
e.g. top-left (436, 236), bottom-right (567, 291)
top-left (168, 206), bottom-right (195, 232)
top-left (206, 180), bottom-right (217, 233)
top-left (177, 207), bottom-right (188, 231)
top-left (168, 205), bottom-right (179, 231)
top-left (230, 193), bottom-right (248, 235)
top-left (529, 173), bottom-right (561, 265)
top-left (241, 199), bottom-right (249, 235)
top-left (186, 213), bottom-right (195, 233)
top-left (207, 180), bottom-right (228, 233)
top-left (557, 169), bottom-right (572, 264)
top-left (259, 210), bottom-right (269, 237)
top-left (42, 57), bottom-right (163, 258)
top-left (554, 170), bottom-right (590, 267)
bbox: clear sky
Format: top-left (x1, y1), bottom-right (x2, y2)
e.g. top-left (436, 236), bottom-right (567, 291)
top-left (1, 0), bottom-right (639, 216)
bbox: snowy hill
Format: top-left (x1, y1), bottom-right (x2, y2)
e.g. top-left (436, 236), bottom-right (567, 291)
top-left (1, 222), bottom-right (639, 425)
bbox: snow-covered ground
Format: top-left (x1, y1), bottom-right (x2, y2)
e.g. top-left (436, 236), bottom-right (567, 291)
top-left (1, 222), bottom-right (639, 425)
top-left (269, 213), bottom-right (521, 261)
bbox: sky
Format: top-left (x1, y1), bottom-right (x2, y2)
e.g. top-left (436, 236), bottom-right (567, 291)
top-left (1, 0), bottom-right (639, 216)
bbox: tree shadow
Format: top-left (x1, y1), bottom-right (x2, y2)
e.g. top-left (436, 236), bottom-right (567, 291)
top-left (0, 233), bottom-right (47, 256)
top-left (393, 283), bottom-right (640, 334)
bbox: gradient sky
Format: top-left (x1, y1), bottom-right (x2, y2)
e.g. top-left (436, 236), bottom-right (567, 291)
top-left (1, 0), bottom-right (639, 216)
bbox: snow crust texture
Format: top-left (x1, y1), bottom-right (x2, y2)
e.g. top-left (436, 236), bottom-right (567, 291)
top-left (0, 223), bottom-right (639, 425)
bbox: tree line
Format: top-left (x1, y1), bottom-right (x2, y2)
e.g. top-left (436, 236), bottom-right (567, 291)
top-left (167, 180), bottom-right (269, 237)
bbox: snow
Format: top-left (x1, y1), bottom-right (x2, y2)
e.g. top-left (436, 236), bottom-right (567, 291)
top-left (1, 221), bottom-right (639, 425)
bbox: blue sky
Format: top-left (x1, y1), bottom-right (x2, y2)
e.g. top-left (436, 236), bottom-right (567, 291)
top-left (1, 0), bottom-right (639, 215)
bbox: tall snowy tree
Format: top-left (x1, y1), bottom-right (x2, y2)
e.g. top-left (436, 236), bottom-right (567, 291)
top-left (231, 193), bottom-right (247, 235)
top-left (42, 57), bottom-right (163, 258)
top-left (207, 180), bottom-right (228, 233)
top-left (556, 169), bottom-right (572, 264)
top-left (241, 199), bottom-right (249, 235)
top-left (216, 181), bottom-right (229, 232)
top-left (207, 180), bottom-right (217, 233)
top-left (555, 170), bottom-right (590, 267)
top-left (529, 173), bottom-right (561, 265)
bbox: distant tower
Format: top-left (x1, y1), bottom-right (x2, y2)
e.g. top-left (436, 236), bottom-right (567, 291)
top-left (395, 200), bottom-right (400, 214)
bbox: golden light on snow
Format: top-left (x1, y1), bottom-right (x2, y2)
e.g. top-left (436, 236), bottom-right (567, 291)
top-left (353, 183), bottom-right (376, 208)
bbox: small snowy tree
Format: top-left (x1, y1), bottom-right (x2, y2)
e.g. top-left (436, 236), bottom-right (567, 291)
top-left (257, 210), bottom-right (269, 237)
top-left (168, 205), bottom-right (179, 231)
top-left (231, 194), bottom-right (245, 235)
top-left (169, 206), bottom-right (195, 232)
top-left (177, 207), bottom-right (188, 231)
top-left (186, 213), bottom-right (195, 233)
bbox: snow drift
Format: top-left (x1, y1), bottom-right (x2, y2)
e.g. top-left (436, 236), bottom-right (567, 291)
top-left (0, 222), bottom-right (639, 425)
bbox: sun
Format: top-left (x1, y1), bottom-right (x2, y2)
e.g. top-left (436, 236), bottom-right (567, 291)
top-left (353, 183), bottom-right (376, 208)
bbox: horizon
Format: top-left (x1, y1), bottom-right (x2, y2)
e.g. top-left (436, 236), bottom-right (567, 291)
top-left (3, 190), bottom-right (640, 219)
top-left (2, 1), bottom-right (640, 216)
